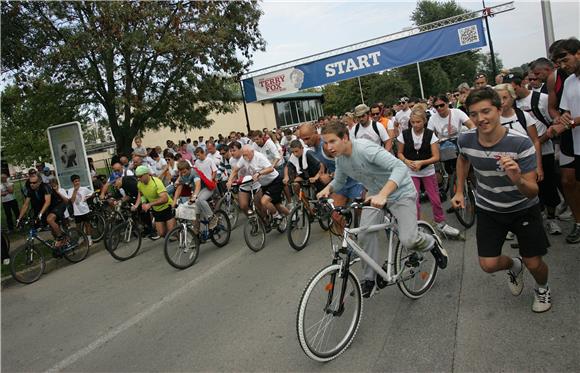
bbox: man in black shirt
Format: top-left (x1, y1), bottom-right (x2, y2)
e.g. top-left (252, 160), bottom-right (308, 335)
top-left (17, 174), bottom-right (67, 243)
top-left (283, 139), bottom-right (324, 192)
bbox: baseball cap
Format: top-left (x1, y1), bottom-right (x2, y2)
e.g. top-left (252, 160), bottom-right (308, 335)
top-left (502, 71), bottom-right (523, 83)
top-left (399, 97), bottom-right (409, 103)
top-left (135, 165), bottom-right (150, 177)
top-left (354, 104), bottom-right (370, 117)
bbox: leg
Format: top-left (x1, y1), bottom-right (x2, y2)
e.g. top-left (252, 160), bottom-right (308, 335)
top-left (389, 195), bottom-right (434, 252)
top-left (357, 207), bottom-right (384, 281)
top-left (521, 256), bottom-right (548, 286)
top-left (423, 174), bottom-right (445, 223)
top-left (46, 212), bottom-right (63, 238)
top-left (195, 188), bottom-right (215, 220)
top-left (237, 190), bottom-right (251, 215)
top-left (478, 256), bottom-right (513, 273)
top-left (561, 168), bottom-right (579, 223)
top-left (411, 176), bottom-right (422, 219)
top-left (3, 202), bottom-right (15, 231)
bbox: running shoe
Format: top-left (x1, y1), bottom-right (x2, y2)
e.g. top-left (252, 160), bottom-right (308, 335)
top-left (545, 220), bottom-right (562, 235)
top-left (532, 287), bottom-right (552, 313)
top-left (360, 280), bottom-right (376, 299)
top-left (436, 222), bottom-right (460, 237)
top-left (507, 257), bottom-right (524, 296)
top-left (430, 234), bottom-right (448, 269)
top-left (208, 214), bottom-right (219, 230)
top-left (565, 224), bottom-right (580, 244)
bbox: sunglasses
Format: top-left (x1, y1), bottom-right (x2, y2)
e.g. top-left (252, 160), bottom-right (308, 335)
top-left (475, 74), bottom-right (486, 79)
top-left (528, 78), bottom-right (538, 81)
top-left (434, 103), bottom-right (447, 109)
top-left (454, 93), bottom-right (460, 97)
top-left (370, 112), bottom-right (380, 116)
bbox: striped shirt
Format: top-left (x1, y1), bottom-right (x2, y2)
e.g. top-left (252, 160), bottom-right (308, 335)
top-left (457, 128), bottom-right (539, 213)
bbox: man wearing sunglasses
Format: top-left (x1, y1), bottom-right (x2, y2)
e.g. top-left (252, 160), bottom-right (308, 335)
top-left (394, 96), bottom-right (412, 134)
top-left (16, 174), bottom-right (68, 248)
top-left (351, 103), bottom-right (392, 151)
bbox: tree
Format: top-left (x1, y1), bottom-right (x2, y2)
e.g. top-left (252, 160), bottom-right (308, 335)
top-left (2, 1), bottom-right (265, 154)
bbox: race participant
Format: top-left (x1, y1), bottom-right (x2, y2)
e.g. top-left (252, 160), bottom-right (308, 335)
top-left (317, 120), bottom-right (448, 298)
top-left (67, 174), bottom-right (94, 246)
top-left (351, 104), bottom-right (392, 151)
top-left (229, 145), bottom-right (288, 224)
top-left (452, 87), bottom-right (551, 313)
top-left (397, 107), bottom-right (460, 237)
top-left (227, 141), bottom-right (256, 215)
top-left (283, 139), bottom-right (324, 194)
top-left (474, 73), bottom-right (489, 89)
top-left (99, 161), bottom-right (134, 200)
top-left (206, 141), bottom-right (223, 166)
top-left (113, 174), bottom-right (158, 240)
top-left (1, 173), bottom-right (19, 233)
top-left (394, 96), bottom-right (411, 133)
top-left (17, 173), bottom-right (68, 249)
top-left (133, 165), bottom-right (176, 238)
top-left (190, 147), bottom-right (219, 226)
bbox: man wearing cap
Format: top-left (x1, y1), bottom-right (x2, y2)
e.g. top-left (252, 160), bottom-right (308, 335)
top-left (351, 103), bottom-right (391, 151)
top-left (474, 73), bottom-right (489, 89)
top-left (133, 165), bottom-right (175, 238)
top-left (100, 161), bottom-right (134, 200)
top-left (394, 97), bottom-right (412, 133)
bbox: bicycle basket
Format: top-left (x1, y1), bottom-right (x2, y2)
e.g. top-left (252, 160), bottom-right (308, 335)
top-left (175, 203), bottom-right (197, 220)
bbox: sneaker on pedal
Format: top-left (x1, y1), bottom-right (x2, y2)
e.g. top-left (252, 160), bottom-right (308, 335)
top-left (360, 280), bottom-right (376, 298)
top-left (532, 287), bottom-right (552, 313)
top-left (507, 257), bottom-right (524, 296)
top-left (436, 222), bottom-right (460, 237)
top-left (208, 214), bottom-right (219, 230)
top-left (148, 232), bottom-right (160, 240)
top-left (545, 219), bottom-right (562, 235)
top-left (505, 231), bottom-right (515, 240)
top-left (565, 224), bottom-right (580, 244)
top-left (430, 235), bottom-right (448, 269)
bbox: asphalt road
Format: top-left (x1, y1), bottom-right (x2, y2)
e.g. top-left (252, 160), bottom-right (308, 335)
top-left (1, 209), bottom-right (579, 372)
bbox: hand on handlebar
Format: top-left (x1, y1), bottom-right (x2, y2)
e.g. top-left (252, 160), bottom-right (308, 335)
top-left (316, 187), bottom-right (331, 199)
top-left (365, 194), bottom-right (387, 209)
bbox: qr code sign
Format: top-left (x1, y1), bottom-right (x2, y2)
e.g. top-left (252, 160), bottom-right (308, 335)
top-left (458, 25), bottom-right (480, 46)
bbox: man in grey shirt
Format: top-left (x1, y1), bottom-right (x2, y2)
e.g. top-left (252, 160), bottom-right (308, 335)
top-left (317, 120), bottom-right (448, 298)
top-left (452, 87), bottom-right (551, 313)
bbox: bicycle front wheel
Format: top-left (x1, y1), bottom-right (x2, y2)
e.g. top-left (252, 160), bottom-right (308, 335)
top-left (297, 264), bottom-right (362, 362)
top-left (287, 205), bottom-right (311, 251)
top-left (216, 197), bottom-right (240, 229)
top-left (243, 215), bottom-right (266, 252)
top-left (395, 222), bottom-right (438, 299)
top-left (10, 244), bottom-right (45, 284)
top-left (454, 181), bottom-right (476, 228)
top-left (63, 227), bottom-right (90, 263)
top-left (164, 225), bottom-right (200, 269)
top-left (210, 210), bottom-right (231, 248)
top-left (108, 222), bottom-right (142, 261)
top-left (83, 212), bottom-right (106, 242)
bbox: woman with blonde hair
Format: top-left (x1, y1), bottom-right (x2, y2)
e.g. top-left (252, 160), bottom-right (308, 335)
top-left (397, 107), bottom-right (460, 237)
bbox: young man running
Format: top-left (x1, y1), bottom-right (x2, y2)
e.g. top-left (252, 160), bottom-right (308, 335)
top-left (451, 88), bottom-right (552, 313)
top-left (317, 120), bottom-right (448, 298)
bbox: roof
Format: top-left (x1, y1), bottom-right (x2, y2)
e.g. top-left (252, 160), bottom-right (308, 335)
top-left (268, 92), bottom-right (324, 102)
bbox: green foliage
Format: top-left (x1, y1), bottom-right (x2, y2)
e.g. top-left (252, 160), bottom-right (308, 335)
top-left (2, 1), bottom-right (265, 155)
top-left (1, 81), bottom-right (87, 166)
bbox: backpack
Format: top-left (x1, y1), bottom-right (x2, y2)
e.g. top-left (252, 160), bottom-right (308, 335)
top-left (354, 121), bottom-right (383, 145)
top-left (530, 91), bottom-right (550, 127)
top-left (503, 107), bottom-right (529, 135)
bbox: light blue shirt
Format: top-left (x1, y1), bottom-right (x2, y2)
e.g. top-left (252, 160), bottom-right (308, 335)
top-left (330, 139), bottom-right (416, 202)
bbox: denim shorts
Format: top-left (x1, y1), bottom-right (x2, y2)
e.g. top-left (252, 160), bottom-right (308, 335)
top-left (336, 182), bottom-right (365, 200)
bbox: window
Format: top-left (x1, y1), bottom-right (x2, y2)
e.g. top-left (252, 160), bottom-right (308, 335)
top-left (274, 98), bottom-right (324, 127)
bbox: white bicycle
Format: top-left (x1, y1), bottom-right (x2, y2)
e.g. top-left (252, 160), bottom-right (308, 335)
top-left (296, 199), bottom-right (442, 362)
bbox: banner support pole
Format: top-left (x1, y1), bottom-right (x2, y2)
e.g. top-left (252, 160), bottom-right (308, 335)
top-left (239, 81), bottom-right (251, 133)
top-left (482, 0), bottom-right (498, 78)
top-left (357, 77), bottom-right (365, 104)
top-left (417, 62), bottom-right (425, 100)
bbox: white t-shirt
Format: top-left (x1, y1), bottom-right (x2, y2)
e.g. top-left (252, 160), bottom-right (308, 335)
top-left (349, 121), bottom-right (389, 145)
top-left (1, 182), bottom-right (15, 203)
top-left (66, 187), bottom-right (92, 216)
top-left (396, 130), bottom-right (438, 177)
top-left (194, 157), bottom-right (217, 182)
top-left (235, 151), bottom-right (278, 187)
top-left (395, 108), bottom-right (412, 131)
top-left (254, 139), bottom-right (281, 166)
top-left (280, 135), bottom-right (297, 147)
top-left (427, 108), bottom-right (470, 141)
top-left (152, 158), bottom-right (167, 177)
top-left (501, 111), bottom-right (554, 155)
top-left (207, 151), bottom-right (223, 167)
top-left (516, 91), bottom-right (552, 125)
top-left (559, 74), bottom-right (580, 155)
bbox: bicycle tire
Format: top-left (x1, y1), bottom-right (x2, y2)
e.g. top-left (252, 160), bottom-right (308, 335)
top-left (82, 212), bottom-right (106, 243)
top-left (395, 222), bottom-right (438, 299)
top-left (297, 264), bottom-right (362, 362)
top-left (107, 222), bottom-right (142, 261)
top-left (454, 180), bottom-right (476, 228)
top-left (216, 196), bottom-right (240, 229)
top-left (276, 215), bottom-right (288, 233)
top-left (10, 244), bottom-right (45, 284)
top-left (103, 210), bottom-right (125, 251)
top-left (318, 204), bottom-right (332, 231)
top-left (63, 227), bottom-right (90, 263)
top-left (210, 210), bottom-right (231, 248)
top-left (287, 205), bottom-right (311, 251)
top-left (243, 215), bottom-right (266, 252)
top-left (164, 225), bottom-right (200, 269)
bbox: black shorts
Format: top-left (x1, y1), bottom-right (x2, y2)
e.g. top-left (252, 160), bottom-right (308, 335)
top-left (261, 176), bottom-right (284, 205)
top-left (152, 206), bottom-right (174, 222)
top-left (476, 204), bottom-right (549, 258)
top-left (74, 213), bottom-right (91, 223)
top-left (47, 203), bottom-right (67, 222)
top-left (576, 155), bottom-right (580, 182)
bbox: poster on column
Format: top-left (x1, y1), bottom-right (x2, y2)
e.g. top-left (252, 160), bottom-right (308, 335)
top-left (47, 121), bottom-right (93, 191)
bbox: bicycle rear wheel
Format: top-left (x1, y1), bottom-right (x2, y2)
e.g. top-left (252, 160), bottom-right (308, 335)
top-left (164, 225), bottom-right (200, 269)
top-left (108, 222), bottom-right (142, 261)
top-left (10, 244), bottom-right (45, 284)
top-left (297, 264), bottom-right (362, 362)
top-left (243, 215), bottom-right (266, 252)
top-left (63, 227), bottom-right (90, 263)
top-left (216, 196), bottom-right (240, 229)
top-left (395, 222), bottom-right (438, 299)
top-left (287, 205), bottom-right (311, 251)
top-left (454, 181), bottom-right (476, 228)
top-left (210, 210), bottom-right (231, 248)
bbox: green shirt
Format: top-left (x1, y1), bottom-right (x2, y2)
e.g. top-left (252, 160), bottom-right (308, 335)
top-left (137, 176), bottom-right (173, 212)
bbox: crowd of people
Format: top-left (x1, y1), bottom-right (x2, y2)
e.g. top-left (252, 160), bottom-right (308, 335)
top-left (3, 36), bottom-right (579, 314)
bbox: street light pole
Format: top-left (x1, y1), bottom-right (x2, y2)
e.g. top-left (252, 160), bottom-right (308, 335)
top-left (540, 0), bottom-right (555, 56)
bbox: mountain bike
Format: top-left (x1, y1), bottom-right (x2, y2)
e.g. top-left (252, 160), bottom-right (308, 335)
top-left (215, 188), bottom-right (241, 229)
top-left (10, 217), bottom-right (90, 284)
top-left (296, 199), bottom-right (440, 362)
top-left (107, 204), bottom-right (144, 261)
top-left (287, 180), bottom-right (332, 251)
top-left (164, 202), bottom-right (231, 269)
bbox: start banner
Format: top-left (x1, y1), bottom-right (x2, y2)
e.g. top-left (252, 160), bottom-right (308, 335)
top-left (242, 18), bottom-right (487, 102)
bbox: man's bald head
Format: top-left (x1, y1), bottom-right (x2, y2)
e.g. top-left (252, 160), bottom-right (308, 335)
top-left (298, 123), bottom-right (319, 147)
top-left (241, 145), bottom-right (254, 161)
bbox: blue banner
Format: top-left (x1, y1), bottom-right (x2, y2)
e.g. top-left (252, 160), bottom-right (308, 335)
top-left (243, 18), bottom-right (487, 102)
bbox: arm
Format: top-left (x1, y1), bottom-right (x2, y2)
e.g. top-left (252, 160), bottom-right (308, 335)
top-left (6, 183), bottom-right (14, 194)
top-left (99, 182), bottom-right (110, 199)
top-left (38, 193), bottom-right (52, 218)
top-left (525, 125), bottom-right (544, 182)
top-left (499, 156), bottom-right (539, 199)
top-left (451, 155), bottom-right (471, 209)
top-left (191, 179), bottom-right (202, 201)
top-left (464, 119), bottom-right (475, 129)
top-left (17, 198), bottom-right (31, 220)
top-left (546, 72), bottom-right (560, 122)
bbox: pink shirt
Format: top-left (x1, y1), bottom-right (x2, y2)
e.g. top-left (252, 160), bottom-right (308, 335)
top-left (180, 149), bottom-right (193, 162)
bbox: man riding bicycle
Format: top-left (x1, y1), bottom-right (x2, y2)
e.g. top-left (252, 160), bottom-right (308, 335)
top-left (317, 120), bottom-right (448, 298)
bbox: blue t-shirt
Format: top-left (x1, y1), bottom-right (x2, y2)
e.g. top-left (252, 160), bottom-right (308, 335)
top-left (311, 140), bottom-right (360, 190)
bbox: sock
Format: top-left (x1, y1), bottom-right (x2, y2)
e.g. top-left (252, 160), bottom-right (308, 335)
top-left (536, 282), bottom-right (549, 292)
top-left (510, 257), bottom-right (522, 274)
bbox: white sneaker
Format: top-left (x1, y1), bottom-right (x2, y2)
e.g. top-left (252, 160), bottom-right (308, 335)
top-left (557, 208), bottom-right (574, 221)
top-left (532, 287), bottom-right (552, 313)
top-left (507, 257), bottom-right (524, 296)
top-left (437, 222), bottom-right (460, 237)
top-left (2, 258), bottom-right (10, 265)
top-left (505, 231), bottom-right (515, 240)
top-left (545, 219), bottom-right (562, 235)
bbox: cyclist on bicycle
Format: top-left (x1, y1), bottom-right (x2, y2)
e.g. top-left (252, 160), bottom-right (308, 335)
top-left (317, 120), bottom-right (448, 298)
top-left (283, 139), bottom-right (325, 194)
top-left (16, 173), bottom-right (68, 248)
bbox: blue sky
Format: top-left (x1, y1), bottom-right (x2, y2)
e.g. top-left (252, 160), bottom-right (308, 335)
top-left (248, 0), bottom-right (580, 73)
